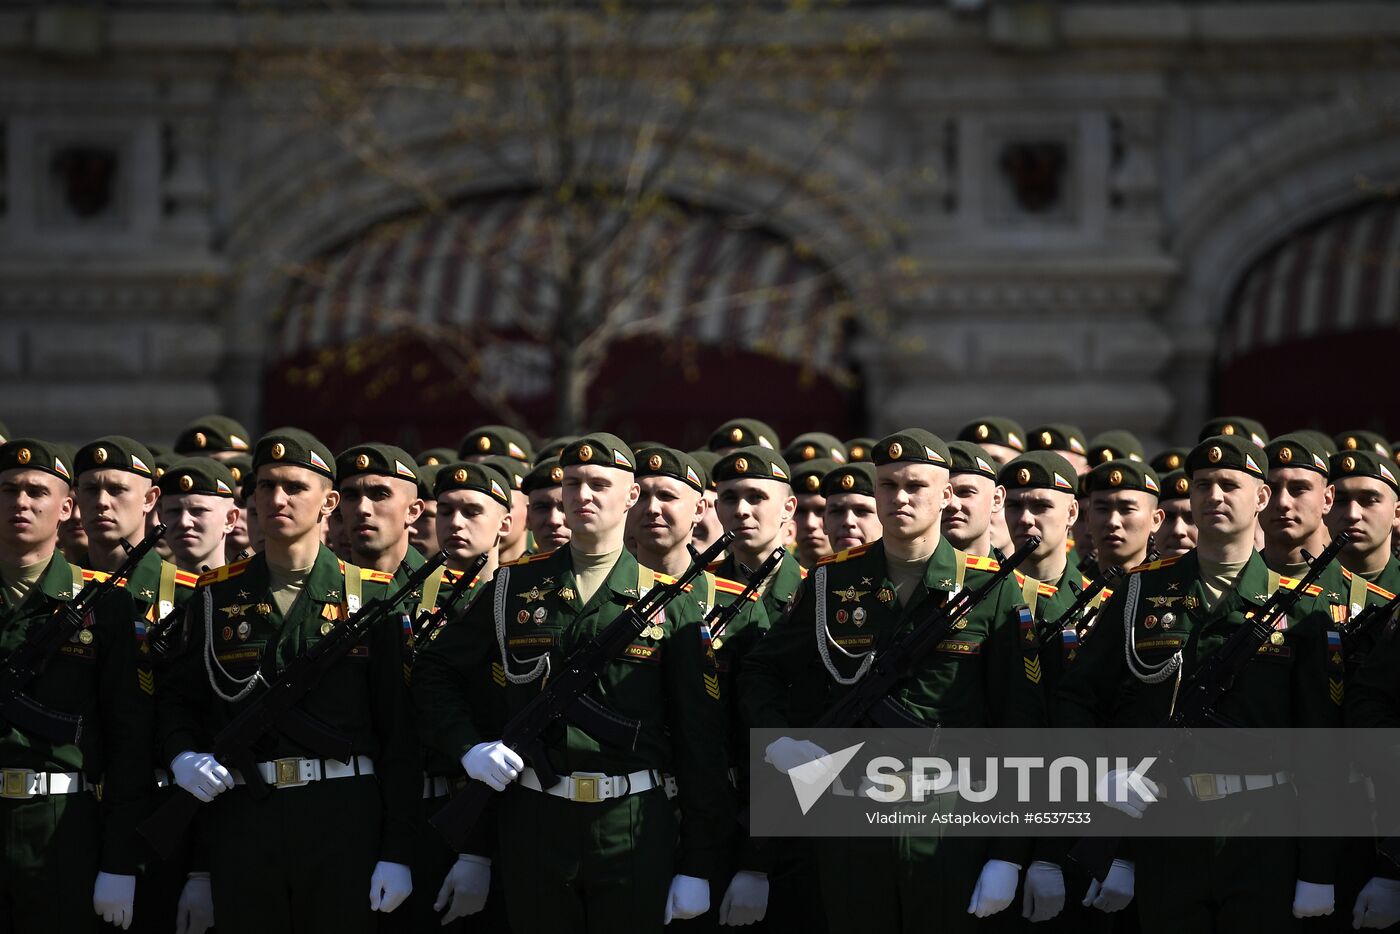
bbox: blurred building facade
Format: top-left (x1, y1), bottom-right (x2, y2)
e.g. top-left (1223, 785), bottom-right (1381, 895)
top-left (1, 1), bottom-right (1397, 448)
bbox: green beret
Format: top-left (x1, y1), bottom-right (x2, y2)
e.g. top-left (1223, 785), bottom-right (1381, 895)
top-left (0, 419), bottom-right (10, 445)
top-left (1199, 416), bottom-right (1269, 448)
top-left (147, 444), bottom-right (176, 481)
top-left (1159, 469), bottom-right (1191, 501)
top-left (416, 448), bottom-right (457, 468)
top-left (1290, 430), bottom-right (1337, 456)
top-left (844, 438), bottom-right (876, 463)
top-left (1330, 449), bottom-right (1400, 495)
top-left (223, 454), bottom-right (252, 492)
top-left (1087, 430), bottom-right (1146, 465)
top-left (688, 450), bottom-right (719, 491)
top-left (458, 425), bottom-right (533, 462)
top-left (0, 439), bottom-right (73, 485)
top-left (998, 452), bottom-right (1078, 493)
top-left (821, 463), bottom-right (876, 498)
top-left (173, 415), bottom-right (252, 456)
top-left (521, 457), bottom-right (565, 494)
top-left (335, 444), bottom-right (420, 488)
top-left (479, 455), bottom-right (527, 492)
top-left (537, 437), bottom-right (576, 460)
top-left (412, 464), bottom-right (435, 500)
top-left (957, 416), bottom-right (1025, 453)
top-left (1335, 430), bottom-right (1392, 458)
top-left (707, 418), bottom-right (780, 453)
top-left (1085, 459), bottom-right (1162, 498)
top-left (712, 446), bottom-right (792, 485)
top-left (1027, 423), bottom-right (1088, 458)
top-left (792, 458), bottom-right (838, 495)
top-left (253, 428), bottom-right (336, 481)
top-left (947, 441), bottom-right (999, 480)
top-left (434, 461), bottom-right (513, 508)
top-left (1186, 435), bottom-right (1266, 480)
top-left (635, 446), bottom-right (706, 493)
top-left (1150, 449), bottom-right (1188, 474)
top-left (783, 433), bottom-right (848, 466)
top-left (1265, 433), bottom-right (1331, 476)
top-left (560, 433), bottom-right (635, 473)
top-left (158, 457), bottom-right (237, 498)
top-left (75, 436), bottom-right (157, 481)
top-left (871, 429), bottom-right (951, 469)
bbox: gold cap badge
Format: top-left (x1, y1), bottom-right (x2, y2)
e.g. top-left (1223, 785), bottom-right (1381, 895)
top-left (1345, 437), bottom-right (1359, 450)
top-left (840, 473), bottom-right (855, 490)
top-left (354, 453), bottom-right (370, 470)
top-left (1343, 456), bottom-right (1357, 472)
top-left (729, 428), bottom-right (743, 443)
top-left (194, 431), bottom-right (208, 448)
top-left (16, 447), bottom-right (30, 465)
top-left (1278, 446), bottom-right (1293, 463)
top-left (734, 457), bottom-right (749, 473)
top-left (549, 466), bottom-right (563, 483)
top-left (1207, 446), bottom-right (1222, 464)
top-left (1017, 467), bottom-right (1031, 485)
top-left (1175, 477), bottom-right (1189, 495)
top-left (1222, 424), bottom-right (1236, 435)
top-left (888, 442), bottom-right (903, 459)
top-left (578, 444), bottom-right (593, 462)
top-left (477, 436), bottom-right (491, 452)
top-left (976, 425), bottom-right (990, 440)
top-left (453, 468), bottom-right (468, 483)
top-left (179, 475), bottom-right (194, 492)
top-left (804, 475), bottom-right (819, 492)
top-left (1040, 431), bottom-right (1053, 446)
top-left (94, 447), bottom-right (108, 464)
top-left (271, 442), bottom-right (286, 460)
top-left (801, 445), bottom-right (816, 460)
top-left (1109, 469), bottom-right (1124, 486)
top-left (648, 454), bottom-right (663, 470)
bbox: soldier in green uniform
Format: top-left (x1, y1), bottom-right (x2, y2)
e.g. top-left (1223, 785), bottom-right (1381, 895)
top-left (223, 454), bottom-right (253, 564)
top-left (845, 438), bottom-right (876, 463)
top-left (1085, 430), bottom-right (1146, 468)
top-left (480, 455), bottom-right (531, 563)
top-left (1260, 434), bottom-right (1334, 577)
top-left (708, 418), bottom-right (781, 456)
top-left (957, 416), bottom-right (1026, 466)
top-left (458, 426), bottom-right (533, 464)
top-left (1199, 416), bottom-right (1270, 448)
top-left (172, 416), bottom-right (253, 464)
top-left (942, 440), bottom-right (1006, 557)
top-left (157, 458), bottom-right (240, 576)
top-left (995, 451), bottom-right (1112, 929)
top-left (821, 463), bottom-right (881, 552)
top-left (1054, 435), bottom-right (1342, 931)
top-left (1156, 469), bottom-right (1197, 558)
top-left (1335, 431), bottom-right (1392, 459)
top-left (1150, 449), bottom-right (1188, 475)
top-left (689, 450), bottom-right (725, 552)
top-left (56, 443), bottom-right (90, 568)
top-left (1083, 460), bottom-right (1163, 573)
top-left (0, 439), bottom-right (153, 932)
top-left (1028, 424), bottom-right (1091, 476)
top-left (155, 429), bottom-right (420, 933)
top-left (711, 447), bottom-right (805, 621)
top-left (791, 458), bottom-right (836, 569)
top-left (1319, 449), bottom-right (1400, 614)
top-left (414, 433), bottom-right (733, 932)
top-left (783, 433), bottom-right (848, 466)
top-left (335, 444), bottom-right (426, 580)
top-left (741, 428), bottom-right (1046, 932)
top-left (628, 446), bottom-right (773, 928)
top-left (522, 457), bottom-right (570, 553)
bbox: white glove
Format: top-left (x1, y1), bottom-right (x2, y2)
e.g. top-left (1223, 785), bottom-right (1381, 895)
top-left (92, 872), bottom-right (136, 930)
top-left (1293, 880), bottom-right (1334, 918)
top-left (663, 874), bottom-right (710, 924)
top-left (719, 870), bottom-right (768, 926)
top-left (1084, 859), bottom-right (1135, 912)
top-left (369, 861), bottom-right (413, 913)
top-left (175, 872), bottom-right (214, 934)
top-left (462, 741), bottom-right (524, 792)
top-left (763, 737), bottom-right (829, 774)
top-left (171, 751), bottom-right (234, 803)
top-left (1096, 768), bottom-right (1159, 819)
top-left (1353, 877), bottom-right (1400, 929)
top-left (1021, 860), bottom-right (1066, 922)
top-left (967, 859), bottom-right (1020, 918)
top-left (434, 854), bottom-right (491, 923)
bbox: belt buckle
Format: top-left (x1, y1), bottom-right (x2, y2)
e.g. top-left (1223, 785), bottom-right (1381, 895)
top-left (572, 773), bottom-right (604, 803)
top-left (273, 758), bottom-right (309, 789)
top-left (0, 769), bottom-right (32, 799)
top-left (1190, 773), bottom-right (1223, 802)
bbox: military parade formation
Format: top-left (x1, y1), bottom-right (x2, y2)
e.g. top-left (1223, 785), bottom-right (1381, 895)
top-left (4, 409), bottom-right (1400, 933)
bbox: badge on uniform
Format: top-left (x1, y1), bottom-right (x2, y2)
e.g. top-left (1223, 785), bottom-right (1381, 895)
top-left (877, 588), bottom-right (895, 604)
top-left (835, 609), bottom-right (848, 624)
top-left (1143, 615), bottom-right (1158, 629)
top-left (1161, 613), bottom-right (1175, 629)
top-left (1183, 596), bottom-right (1200, 611)
top-left (237, 621), bottom-right (251, 640)
top-left (559, 587), bottom-right (577, 602)
top-left (533, 607), bottom-right (547, 623)
top-left (320, 621), bottom-right (335, 636)
top-left (221, 626), bottom-right (234, 641)
top-left (517, 610), bottom-right (530, 624)
top-left (78, 628), bottom-right (94, 645)
top-left (852, 607), bottom-right (867, 627)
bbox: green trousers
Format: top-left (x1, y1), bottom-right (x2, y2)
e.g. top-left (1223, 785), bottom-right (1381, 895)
top-left (204, 777), bottom-right (381, 934)
top-left (0, 793), bottom-right (101, 933)
top-left (498, 785), bottom-right (675, 934)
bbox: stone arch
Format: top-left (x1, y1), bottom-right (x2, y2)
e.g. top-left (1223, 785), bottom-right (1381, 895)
top-left (1162, 98), bottom-right (1400, 440)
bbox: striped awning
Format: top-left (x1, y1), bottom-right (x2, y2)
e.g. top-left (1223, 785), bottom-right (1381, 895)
top-left (1220, 198), bottom-right (1400, 363)
top-left (270, 192), bottom-right (848, 376)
